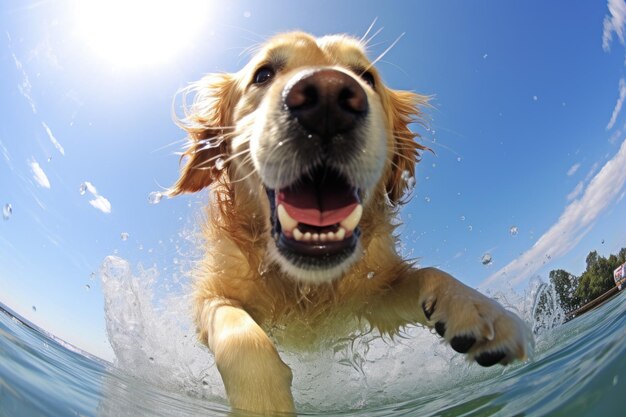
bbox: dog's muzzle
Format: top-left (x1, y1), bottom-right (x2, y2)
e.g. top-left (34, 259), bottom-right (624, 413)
top-left (267, 69), bottom-right (369, 274)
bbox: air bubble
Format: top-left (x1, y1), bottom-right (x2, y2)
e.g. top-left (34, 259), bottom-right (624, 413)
top-left (215, 157), bottom-right (225, 171)
top-left (481, 253), bottom-right (493, 266)
top-left (79, 183), bottom-right (87, 195)
top-left (424, 196), bottom-right (431, 203)
top-left (3, 203), bottom-right (12, 220)
top-left (148, 191), bottom-right (163, 205)
top-left (510, 226), bottom-right (519, 236)
top-left (85, 284), bottom-right (91, 291)
top-left (460, 215), bottom-right (466, 221)
top-left (120, 232), bottom-right (130, 241)
top-left (457, 157), bottom-right (462, 162)
top-left (32, 306), bottom-right (37, 312)
top-left (367, 272), bottom-right (375, 279)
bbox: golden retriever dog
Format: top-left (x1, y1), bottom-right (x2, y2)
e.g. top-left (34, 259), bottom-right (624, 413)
top-left (170, 32), bottom-right (532, 415)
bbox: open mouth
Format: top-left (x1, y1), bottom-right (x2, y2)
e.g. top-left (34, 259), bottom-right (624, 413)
top-left (268, 166), bottom-right (362, 270)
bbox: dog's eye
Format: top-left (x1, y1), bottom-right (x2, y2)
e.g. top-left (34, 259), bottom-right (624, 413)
top-left (360, 71), bottom-right (375, 88)
top-left (253, 67), bottom-right (275, 85)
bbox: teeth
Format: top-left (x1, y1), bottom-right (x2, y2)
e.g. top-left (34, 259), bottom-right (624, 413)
top-left (340, 205), bottom-right (362, 232)
top-left (277, 204), bottom-right (298, 232)
top-left (279, 203), bottom-right (361, 243)
top-left (291, 227), bottom-right (348, 242)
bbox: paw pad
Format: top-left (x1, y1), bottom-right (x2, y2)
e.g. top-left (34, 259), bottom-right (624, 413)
top-left (475, 350), bottom-right (506, 367)
top-left (450, 335), bottom-right (476, 353)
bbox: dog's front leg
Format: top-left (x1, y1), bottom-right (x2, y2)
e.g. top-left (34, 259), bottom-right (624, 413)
top-left (200, 300), bottom-right (295, 415)
top-left (369, 267), bottom-right (533, 366)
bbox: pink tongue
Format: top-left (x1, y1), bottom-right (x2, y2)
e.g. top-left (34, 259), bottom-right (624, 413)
top-left (277, 181), bottom-right (359, 227)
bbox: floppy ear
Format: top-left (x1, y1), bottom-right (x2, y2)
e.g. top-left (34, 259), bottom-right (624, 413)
top-left (384, 89), bottom-right (429, 205)
top-left (169, 73), bottom-right (238, 196)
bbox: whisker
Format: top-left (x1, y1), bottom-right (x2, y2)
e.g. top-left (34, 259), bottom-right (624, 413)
top-left (361, 18), bottom-right (381, 46)
top-left (151, 137), bottom-right (188, 153)
top-left (364, 32), bottom-right (405, 73)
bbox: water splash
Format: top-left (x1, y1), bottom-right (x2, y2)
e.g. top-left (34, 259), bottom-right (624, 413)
top-left (215, 157), bottom-right (225, 171)
top-left (401, 170), bottom-right (416, 191)
top-left (3, 203), bottom-right (12, 220)
top-left (148, 191), bottom-right (163, 205)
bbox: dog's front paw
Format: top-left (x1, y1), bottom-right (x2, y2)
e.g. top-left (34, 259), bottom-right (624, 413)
top-left (421, 285), bottom-right (532, 367)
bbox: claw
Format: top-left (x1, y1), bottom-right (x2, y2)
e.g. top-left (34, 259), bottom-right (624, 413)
top-left (422, 298), bottom-right (436, 321)
top-left (434, 321), bottom-right (446, 337)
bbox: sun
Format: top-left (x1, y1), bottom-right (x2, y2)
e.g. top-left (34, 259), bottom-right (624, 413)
top-left (72, 0), bottom-right (210, 69)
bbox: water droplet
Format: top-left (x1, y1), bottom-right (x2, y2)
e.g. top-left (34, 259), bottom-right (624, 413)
top-left (602, 239), bottom-right (605, 244)
top-left (89, 272), bottom-right (96, 280)
top-left (481, 253), bottom-right (493, 266)
top-left (510, 226), bottom-right (519, 236)
top-left (148, 191), bottom-right (163, 205)
top-left (120, 232), bottom-right (129, 241)
top-left (85, 284), bottom-right (91, 291)
top-left (401, 170), bottom-right (416, 190)
top-left (367, 272), bottom-right (375, 279)
top-left (32, 306), bottom-right (37, 312)
top-left (215, 157), bottom-right (225, 170)
top-left (460, 215), bottom-right (466, 221)
top-left (457, 157), bottom-right (462, 162)
top-left (243, 10), bottom-right (251, 18)
top-left (468, 225), bottom-right (473, 232)
top-left (79, 183), bottom-right (87, 195)
top-left (3, 203), bottom-right (12, 220)
top-left (424, 196), bottom-right (431, 203)
top-left (533, 95), bottom-right (538, 101)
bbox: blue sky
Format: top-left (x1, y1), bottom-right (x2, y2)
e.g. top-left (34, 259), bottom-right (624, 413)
top-left (1, 0), bottom-right (626, 361)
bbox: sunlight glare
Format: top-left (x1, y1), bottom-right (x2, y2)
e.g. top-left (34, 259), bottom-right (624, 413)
top-left (73, 0), bottom-right (209, 69)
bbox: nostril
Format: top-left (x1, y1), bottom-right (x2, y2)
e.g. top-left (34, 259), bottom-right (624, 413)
top-left (338, 86), bottom-right (367, 114)
top-left (285, 82), bottom-right (319, 110)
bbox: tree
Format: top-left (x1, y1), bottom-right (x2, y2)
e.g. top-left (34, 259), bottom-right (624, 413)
top-left (574, 249), bottom-right (626, 305)
top-left (549, 269), bottom-right (580, 311)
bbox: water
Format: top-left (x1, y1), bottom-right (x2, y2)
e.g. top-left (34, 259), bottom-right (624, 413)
top-left (2, 278), bottom-right (625, 416)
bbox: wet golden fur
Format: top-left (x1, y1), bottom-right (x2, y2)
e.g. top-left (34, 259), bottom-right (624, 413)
top-left (170, 32), bottom-right (531, 415)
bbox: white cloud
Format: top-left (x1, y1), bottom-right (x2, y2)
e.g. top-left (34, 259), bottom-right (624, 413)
top-left (42, 122), bottom-right (65, 156)
top-left (603, 0), bottom-right (626, 52)
top-left (607, 78), bottom-right (626, 130)
top-left (567, 163), bottom-right (581, 176)
top-left (29, 159), bottom-right (50, 189)
top-left (567, 181), bottom-right (584, 201)
top-left (481, 138), bottom-right (626, 289)
top-left (82, 181), bottom-right (112, 214)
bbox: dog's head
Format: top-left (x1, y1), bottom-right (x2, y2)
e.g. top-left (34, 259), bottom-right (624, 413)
top-left (171, 32), bottom-right (427, 284)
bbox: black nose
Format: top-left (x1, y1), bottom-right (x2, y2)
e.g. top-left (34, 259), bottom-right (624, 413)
top-left (283, 69), bottom-right (368, 138)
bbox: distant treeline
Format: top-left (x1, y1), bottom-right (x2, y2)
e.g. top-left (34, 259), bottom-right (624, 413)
top-left (548, 247), bottom-right (626, 312)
